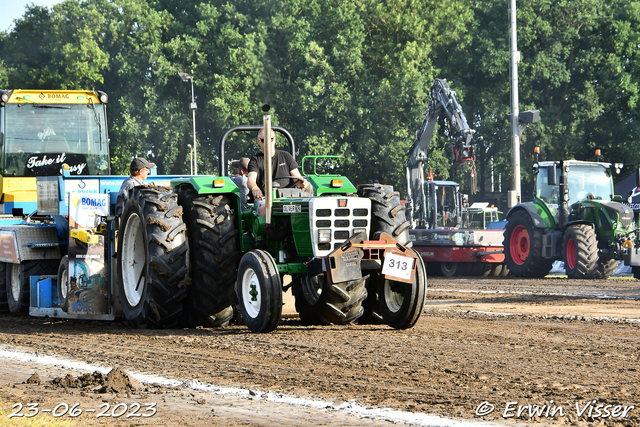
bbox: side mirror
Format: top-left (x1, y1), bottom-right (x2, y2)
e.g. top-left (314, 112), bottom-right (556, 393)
top-left (547, 164), bottom-right (557, 186)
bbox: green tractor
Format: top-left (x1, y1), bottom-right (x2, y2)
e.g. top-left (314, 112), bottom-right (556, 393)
top-left (117, 123), bottom-right (427, 332)
top-left (503, 157), bottom-right (640, 279)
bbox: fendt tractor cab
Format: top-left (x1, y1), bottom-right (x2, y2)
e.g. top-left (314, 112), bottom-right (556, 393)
top-left (504, 149), bottom-right (640, 279)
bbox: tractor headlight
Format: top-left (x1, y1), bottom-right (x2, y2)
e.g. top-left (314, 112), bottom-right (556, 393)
top-left (318, 229), bottom-right (331, 243)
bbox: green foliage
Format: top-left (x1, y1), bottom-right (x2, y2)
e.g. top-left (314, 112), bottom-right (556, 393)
top-left (0, 0), bottom-right (638, 198)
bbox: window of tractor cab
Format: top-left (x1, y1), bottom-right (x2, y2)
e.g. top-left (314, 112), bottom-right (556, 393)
top-left (536, 163), bottom-right (613, 205)
top-left (1, 103), bottom-right (110, 176)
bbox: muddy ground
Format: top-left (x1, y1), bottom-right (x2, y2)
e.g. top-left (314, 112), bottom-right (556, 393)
top-left (0, 275), bottom-right (638, 426)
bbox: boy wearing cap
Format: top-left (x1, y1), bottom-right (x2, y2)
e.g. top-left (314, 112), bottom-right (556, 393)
top-left (115, 157), bottom-right (155, 216)
top-left (231, 157), bottom-right (250, 211)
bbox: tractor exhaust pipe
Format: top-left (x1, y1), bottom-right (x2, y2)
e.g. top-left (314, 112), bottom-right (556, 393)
top-left (264, 115), bottom-right (273, 224)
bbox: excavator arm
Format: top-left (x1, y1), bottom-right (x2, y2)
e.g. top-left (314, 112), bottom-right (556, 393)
top-left (405, 79), bottom-right (481, 228)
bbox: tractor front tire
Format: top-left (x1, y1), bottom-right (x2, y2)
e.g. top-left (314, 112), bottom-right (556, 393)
top-left (595, 258), bottom-right (618, 280)
top-left (563, 224), bottom-right (598, 279)
top-left (117, 186), bottom-right (189, 328)
top-left (178, 186), bottom-right (239, 327)
top-left (633, 266), bottom-right (640, 280)
top-left (503, 211), bottom-right (553, 278)
top-left (237, 250), bottom-right (282, 333)
top-left (378, 249), bottom-right (427, 329)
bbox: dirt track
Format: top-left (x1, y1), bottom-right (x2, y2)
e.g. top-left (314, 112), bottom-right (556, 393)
top-left (0, 275), bottom-right (638, 426)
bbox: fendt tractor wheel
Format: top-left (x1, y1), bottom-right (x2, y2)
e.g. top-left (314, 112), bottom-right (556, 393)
top-left (6, 260), bottom-right (58, 313)
top-left (378, 249), bottom-right (427, 330)
top-left (236, 250), bottom-right (283, 333)
top-left (57, 256), bottom-right (69, 312)
top-left (117, 186), bottom-right (189, 328)
top-left (357, 183), bottom-right (411, 323)
top-left (503, 211), bottom-right (553, 278)
top-left (634, 266), bottom-right (640, 280)
top-left (177, 185), bottom-right (239, 327)
top-left (563, 224), bottom-right (598, 279)
top-left (0, 262), bottom-right (8, 313)
top-left (595, 257), bottom-right (618, 280)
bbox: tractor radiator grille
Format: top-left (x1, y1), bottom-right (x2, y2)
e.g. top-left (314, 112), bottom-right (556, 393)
top-left (309, 197), bottom-right (372, 257)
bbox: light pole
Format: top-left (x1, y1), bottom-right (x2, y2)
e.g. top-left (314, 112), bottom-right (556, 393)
top-left (179, 72), bottom-right (198, 175)
top-left (187, 144), bottom-right (193, 175)
top-left (508, 0), bottom-right (520, 208)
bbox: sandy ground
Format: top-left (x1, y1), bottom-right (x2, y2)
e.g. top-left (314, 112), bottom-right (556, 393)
top-left (0, 275), bottom-right (638, 426)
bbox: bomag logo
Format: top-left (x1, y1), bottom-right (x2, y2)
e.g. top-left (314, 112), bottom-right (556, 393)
top-left (39, 93), bottom-right (70, 100)
top-left (72, 195), bottom-right (80, 207)
top-left (81, 197), bottom-right (107, 207)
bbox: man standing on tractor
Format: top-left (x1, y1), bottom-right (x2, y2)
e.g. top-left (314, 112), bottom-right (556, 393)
top-left (231, 157), bottom-right (251, 210)
top-left (247, 128), bottom-right (310, 201)
top-left (115, 157), bottom-right (155, 216)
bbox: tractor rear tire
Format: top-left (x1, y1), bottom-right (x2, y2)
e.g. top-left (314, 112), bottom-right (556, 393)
top-left (563, 224), bottom-right (598, 279)
top-left (292, 277), bottom-right (326, 326)
top-left (357, 184), bottom-right (411, 245)
top-left (0, 262), bottom-right (8, 313)
top-left (318, 277), bottom-right (367, 324)
top-left (57, 256), bottom-right (69, 312)
top-left (177, 186), bottom-right (239, 327)
top-left (595, 258), bottom-right (618, 280)
top-left (358, 183), bottom-right (410, 322)
top-left (359, 278), bottom-right (384, 324)
top-left (236, 250), bottom-right (282, 333)
top-left (378, 249), bottom-right (427, 329)
top-left (503, 210), bottom-right (553, 278)
top-left (117, 186), bottom-right (189, 328)
top-left (634, 266), bottom-right (640, 280)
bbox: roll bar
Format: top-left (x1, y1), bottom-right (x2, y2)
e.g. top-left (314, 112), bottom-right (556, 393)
top-left (217, 125), bottom-right (296, 176)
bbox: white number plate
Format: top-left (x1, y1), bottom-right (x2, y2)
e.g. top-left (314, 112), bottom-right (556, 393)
top-left (283, 205), bottom-right (301, 213)
top-left (382, 253), bottom-right (414, 281)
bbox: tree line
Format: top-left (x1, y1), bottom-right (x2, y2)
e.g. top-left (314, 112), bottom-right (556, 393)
top-left (1, 0), bottom-right (638, 198)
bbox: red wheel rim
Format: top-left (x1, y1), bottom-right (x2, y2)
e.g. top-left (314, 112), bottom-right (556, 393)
top-left (566, 237), bottom-right (576, 270)
top-left (510, 225), bottom-right (530, 265)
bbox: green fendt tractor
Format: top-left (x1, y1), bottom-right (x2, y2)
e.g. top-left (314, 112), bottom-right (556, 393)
top-left (503, 155), bottom-right (640, 279)
top-left (117, 121), bottom-right (427, 332)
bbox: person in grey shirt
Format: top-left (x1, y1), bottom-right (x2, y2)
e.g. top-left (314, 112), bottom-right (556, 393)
top-left (115, 157), bottom-right (155, 216)
top-left (231, 157), bottom-right (250, 211)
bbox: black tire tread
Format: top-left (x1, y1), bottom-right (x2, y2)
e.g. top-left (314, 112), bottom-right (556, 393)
top-left (563, 224), bottom-right (598, 279)
top-left (595, 258), bottom-right (617, 280)
top-left (177, 185), bottom-right (239, 328)
top-left (118, 186), bottom-right (188, 328)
